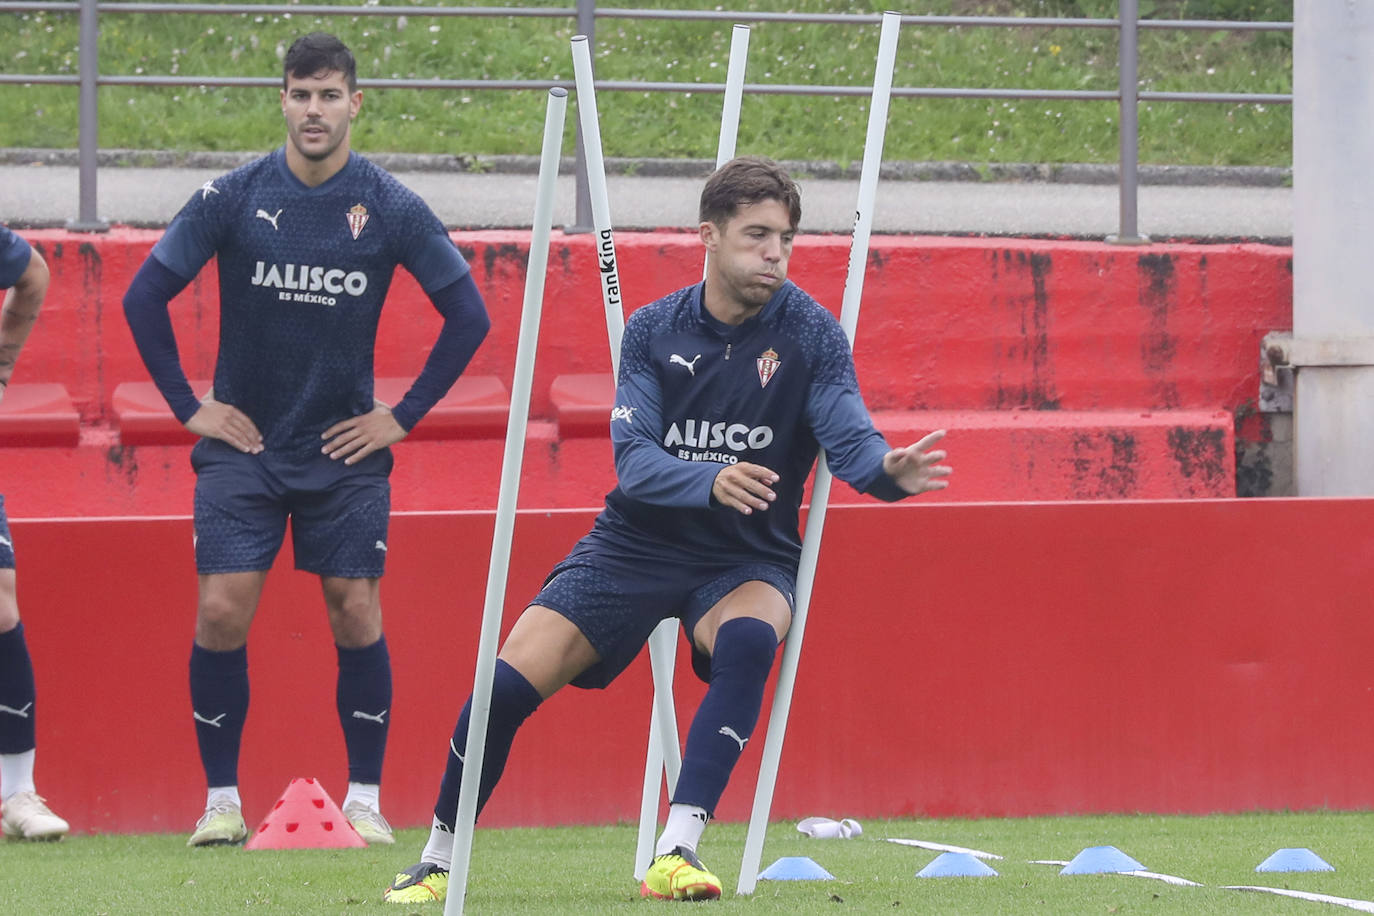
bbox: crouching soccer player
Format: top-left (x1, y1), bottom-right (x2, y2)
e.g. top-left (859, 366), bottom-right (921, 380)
top-left (383, 156), bottom-right (951, 903)
top-left (122, 33), bottom-right (490, 847)
top-left (0, 226), bottom-right (70, 840)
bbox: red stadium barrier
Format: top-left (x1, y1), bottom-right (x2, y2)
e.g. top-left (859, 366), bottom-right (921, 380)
top-left (13, 498), bottom-right (1374, 835)
top-left (17, 229), bottom-right (1292, 423)
top-left (0, 229), bottom-right (1291, 510)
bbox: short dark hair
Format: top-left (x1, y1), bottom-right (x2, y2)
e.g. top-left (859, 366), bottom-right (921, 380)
top-left (283, 32), bottom-right (357, 92)
top-left (698, 156), bottom-right (801, 230)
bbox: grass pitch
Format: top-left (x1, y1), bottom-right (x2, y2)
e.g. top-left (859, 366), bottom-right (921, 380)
top-left (5, 811), bottom-right (1374, 914)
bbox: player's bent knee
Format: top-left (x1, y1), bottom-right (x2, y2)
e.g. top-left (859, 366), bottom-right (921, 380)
top-left (498, 605), bottom-right (600, 698)
top-left (710, 616), bottom-right (780, 679)
top-left (695, 582), bottom-right (791, 653)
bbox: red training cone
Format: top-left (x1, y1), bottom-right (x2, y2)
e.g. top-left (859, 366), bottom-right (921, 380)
top-left (244, 777), bottom-right (366, 850)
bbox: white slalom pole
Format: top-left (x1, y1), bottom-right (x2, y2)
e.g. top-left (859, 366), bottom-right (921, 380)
top-left (631, 22), bottom-right (752, 881)
top-left (633, 687), bottom-right (673, 883)
top-left (444, 87), bottom-right (567, 916)
top-left (716, 25), bottom-right (750, 167)
top-left (570, 32), bottom-right (683, 870)
top-left (736, 11), bottom-right (902, 896)
top-left (570, 36), bottom-right (629, 372)
top-left (700, 23), bottom-right (750, 283)
top-left (571, 34), bottom-right (686, 881)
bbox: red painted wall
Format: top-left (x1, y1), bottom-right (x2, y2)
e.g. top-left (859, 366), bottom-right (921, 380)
top-left (0, 230), bottom-right (1290, 513)
top-left (13, 499), bottom-right (1374, 835)
top-left (21, 230), bottom-right (1291, 423)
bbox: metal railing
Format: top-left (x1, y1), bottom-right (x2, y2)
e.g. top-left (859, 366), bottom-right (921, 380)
top-left (0, 0), bottom-right (1293, 238)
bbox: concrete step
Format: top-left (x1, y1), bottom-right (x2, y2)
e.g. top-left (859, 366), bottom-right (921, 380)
top-left (109, 376), bottom-right (512, 445)
top-left (0, 383), bottom-right (81, 447)
top-left (0, 399), bottom-right (1233, 517)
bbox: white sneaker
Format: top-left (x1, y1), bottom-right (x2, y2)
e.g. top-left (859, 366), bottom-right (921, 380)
top-left (2, 791), bottom-right (69, 841)
top-left (343, 800), bottom-right (395, 845)
top-left (187, 798), bottom-right (247, 847)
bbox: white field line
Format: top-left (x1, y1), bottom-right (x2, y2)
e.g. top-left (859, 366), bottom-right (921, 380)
top-left (1029, 860), bottom-right (1202, 885)
top-left (1124, 870), bottom-right (1204, 887)
top-left (1224, 886), bottom-right (1374, 913)
top-left (885, 838), bottom-right (1004, 860)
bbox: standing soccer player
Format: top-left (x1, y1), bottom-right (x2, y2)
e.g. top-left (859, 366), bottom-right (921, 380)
top-left (122, 32), bottom-right (490, 847)
top-left (0, 225), bottom-right (70, 841)
top-left (382, 156), bottom-right (951, 904)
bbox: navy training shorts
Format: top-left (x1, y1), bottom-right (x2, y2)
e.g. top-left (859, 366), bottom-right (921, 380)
top-left (531, 540), bottom-right (795, 690)
top-left (191, 439), bottom-right (392, 578)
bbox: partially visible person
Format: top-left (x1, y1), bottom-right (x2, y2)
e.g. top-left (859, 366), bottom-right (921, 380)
top-left (0, 225), bottom-right (70, 841)
top-left (121, 33), bottom-right (490, 847)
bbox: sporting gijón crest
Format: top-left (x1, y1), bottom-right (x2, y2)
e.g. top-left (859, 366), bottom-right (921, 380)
top-left (346, 203), bottom-right (369, 240)
top-left (756, 347), bottom-right (781, 388)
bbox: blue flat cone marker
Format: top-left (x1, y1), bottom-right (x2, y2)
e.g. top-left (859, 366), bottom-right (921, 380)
top-left (917, 851), bottom-right (1000, 878)
top-left (1256, 848), bottom-right (1335, 873)
top-left (759, 856), bottom-right (835, 881)
top-left (1060, 845), bottom-right (1146, 875)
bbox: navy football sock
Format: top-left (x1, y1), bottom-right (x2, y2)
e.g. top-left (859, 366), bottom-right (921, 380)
top-left (673, 617), bottom-right (779, 813)
top-left (336, 635), bottom-right (391, 785)
top-left (433, 659), bottom-right (542, 828)
top-left (0, 622), bottom-right (37, 754)
top-left (189, 643), bottom-right (249, 788)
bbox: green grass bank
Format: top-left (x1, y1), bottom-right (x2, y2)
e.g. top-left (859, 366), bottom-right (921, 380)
top-left (1, 1), bottom-right (1291, 168)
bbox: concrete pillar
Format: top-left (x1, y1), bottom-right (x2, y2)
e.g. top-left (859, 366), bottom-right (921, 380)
top-left (1292, 3), bottom-right (1374, 495)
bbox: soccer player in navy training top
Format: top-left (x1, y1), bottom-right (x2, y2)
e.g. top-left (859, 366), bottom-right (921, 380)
top-left (382, 157), bottom-right (951, 904)
top-left (122, 33), bottom-right (490, 847)
top-left (0, 226), bottom-right (70, 841)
